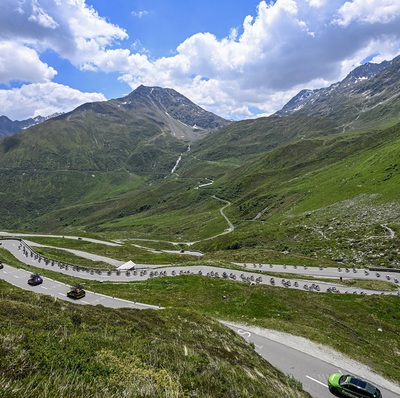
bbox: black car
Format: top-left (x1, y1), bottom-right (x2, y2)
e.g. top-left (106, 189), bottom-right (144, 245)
top-left (67, 285), bottom-right (86, 299)
top-left (28, 273), bottom-right (43, 286)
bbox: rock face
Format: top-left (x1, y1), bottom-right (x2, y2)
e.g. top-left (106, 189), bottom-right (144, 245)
top-left (275, 56), bottom-right (400, 130)
top-left (119, 85), bottom-right (229, 130)
top-left (0, 115), bottom-right (56, 138)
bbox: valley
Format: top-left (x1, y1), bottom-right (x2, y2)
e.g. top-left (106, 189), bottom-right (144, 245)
top-left (1, 56), bottom-right (400, 397)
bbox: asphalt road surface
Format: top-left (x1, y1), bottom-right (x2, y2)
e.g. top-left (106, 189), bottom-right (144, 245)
top-left (0, 263), bottom-right (159, 310)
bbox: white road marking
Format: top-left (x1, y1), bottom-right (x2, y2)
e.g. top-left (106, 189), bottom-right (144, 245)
top-left (41, 286), bottom-right (48, 290)
top-left (237, 329), bottom-right (251, 338)
top-left (306, 375), bottom-right (328, 388)
top-left (58, 292), bottom-right (66, 297)
top-left (13, 275), bottom-right (19, 278)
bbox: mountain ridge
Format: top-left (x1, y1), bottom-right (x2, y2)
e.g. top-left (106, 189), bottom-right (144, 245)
top-left (0, 113), bottom-right (62, 138)
top-left (0, 85), bottom-right (230, 140)
top-left (0, 85), bottom-right (230, 174)
top-left (121, 85), bottom-right (229, 130)
top-left (274, 56), bottom-right (400, 131)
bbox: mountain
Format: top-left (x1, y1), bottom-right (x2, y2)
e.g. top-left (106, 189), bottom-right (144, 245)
top-left (275, 56), bottom-right (400, 131)
top-left (1, 69), bottom-right (400, 271)
top-left (0, 85), bottom-right (230, 229)
top-left (68, 85), bottom-right (230, 143)
top-left (0, 85), bottom-right (230, 171)
top-left (114, 85), bottom-right (229, 131)
top-left (0, 113), bottom-right (63, 138)
top-left (0, 85), bottom-right (229, 142)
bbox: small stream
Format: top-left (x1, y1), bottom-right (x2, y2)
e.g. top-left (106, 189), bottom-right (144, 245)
top-left (171, 145), bottom-right (191, 173)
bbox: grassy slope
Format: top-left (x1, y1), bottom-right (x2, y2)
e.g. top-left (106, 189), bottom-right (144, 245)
top-left (0, 281), bottom-right (310, 398)
top-left (2, 111), bottom-right (400, 269)
top-left (187, 115), bottom-right (338, 164)
top-left (0, 169), bottom-right (147, 231)
top-left (0, 104), bottom-right (186, 172)
top-left (5, 122), bottom-right (400, 270)
top-left (189, 123), bottom-right (400, 268)
top-left (0, 103), bottom-right (188, 231)
top-left (32, 176), bottom-right (228, 239)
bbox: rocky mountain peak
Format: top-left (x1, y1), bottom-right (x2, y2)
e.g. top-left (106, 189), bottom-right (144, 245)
top-left (0, 113), bottom-right (62, 138)
top-left (119, 85), bottom-right (230, 130)
top-left (274, 56), bottom-right (399, 129)
top-left (345, 60), bottom-right (390, 82)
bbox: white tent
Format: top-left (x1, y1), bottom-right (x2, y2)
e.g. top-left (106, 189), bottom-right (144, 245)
top-left (117, 260), bottom-right (136, 270)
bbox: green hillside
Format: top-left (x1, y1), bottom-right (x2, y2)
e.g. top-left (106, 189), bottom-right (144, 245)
top-left (18, 120), bottom-right (398, 269)
top-left (187, 115), bottom-right (338, 166)
top-left (2, 118), bottom-right (400, 270)
top-left (0, 105), bottom-right (186, 172)
top-left (1, 70), bottom-right (400, 272)
top-left (192, 122), bottom-right (400, 267)
top-left (0, 281), bottom-right (309, 398)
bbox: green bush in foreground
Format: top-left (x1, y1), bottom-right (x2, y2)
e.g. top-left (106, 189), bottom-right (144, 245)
top-left (0, 281), bottom-right (311, 398)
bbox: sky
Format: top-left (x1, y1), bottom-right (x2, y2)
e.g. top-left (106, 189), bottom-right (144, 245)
top-left (1, 0), bottom-right (400, 121)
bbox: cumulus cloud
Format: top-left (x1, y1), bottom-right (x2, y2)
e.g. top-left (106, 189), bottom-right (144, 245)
top-left (0, 0), bottom-right (126, 118)
top-left (0, 41), bottom-right (57, 83)
top-left (1, 0), bottom-right (400, 120)
top-left (334, 0), bottom-right (400, 26)
top-left (0, 83), bottom-right (106, 121)
top-left (0, 0), bottom-right (128, 75)
top-left (117, 0), bottom-right (400, 118)
top-left (28, 0), bottom-right (59, 29)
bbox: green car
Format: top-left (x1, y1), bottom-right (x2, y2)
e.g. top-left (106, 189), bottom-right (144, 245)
top-left (328, 373), bottom-right (382, 398)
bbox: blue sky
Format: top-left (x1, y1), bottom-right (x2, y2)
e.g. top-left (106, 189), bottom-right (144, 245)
top-left (1, 0), bottom-right (400, 121)
top-left (44, 0), bottom-right (261, 100)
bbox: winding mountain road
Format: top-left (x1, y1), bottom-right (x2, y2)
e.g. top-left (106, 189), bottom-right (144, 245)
top-left (1, 238), bottom-right (399, 296)
top-left (1, 236), bottom-right (400, 398)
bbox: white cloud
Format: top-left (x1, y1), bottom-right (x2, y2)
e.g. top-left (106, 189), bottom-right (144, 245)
top-left (148, 0), bottom-right (400, 117)
top-left (29, 0), bottom-right (59, 29)
top-left (305, 0), bottom-right (326, 7)
top-left (0, 0), bottom-right (128, 73)
top-left (334, 0), bottom-right (400, 26)
top-left (1, 0), bottom-right (400, 120)
top-left (0, 0), bottom-right (126, 118)
top-left (0, 42), bottom-right (57, 84)
top-left (0, 83), bottom-right (106, 121)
